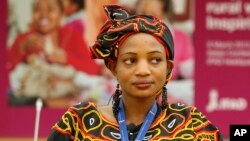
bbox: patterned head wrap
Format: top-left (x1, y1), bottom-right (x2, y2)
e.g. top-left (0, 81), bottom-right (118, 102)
top-left (90, 5), bottom-right (174, 65)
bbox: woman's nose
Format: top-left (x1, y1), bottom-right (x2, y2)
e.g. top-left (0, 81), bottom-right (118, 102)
top-left (39, 10), bottom-right (49, 18)
top-left (135, 60), bottom-right (151, 76)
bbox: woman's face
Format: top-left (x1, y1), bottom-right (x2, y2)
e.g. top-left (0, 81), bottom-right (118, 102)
top-left (112, 33), bottom-right (172, 99)
top-left (33, 0), bottom-right (62, 34)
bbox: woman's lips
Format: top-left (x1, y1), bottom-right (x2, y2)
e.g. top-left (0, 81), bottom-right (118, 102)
top-left (40, 18), bottom-right (49, 26)
top-left (132, 81), bottom-right (154, 89)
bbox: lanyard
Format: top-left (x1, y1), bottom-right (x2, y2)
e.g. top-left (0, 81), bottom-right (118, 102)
top-left (118, 99), bottom-right (157, 141)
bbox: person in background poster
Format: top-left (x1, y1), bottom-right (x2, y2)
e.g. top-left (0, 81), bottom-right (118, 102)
top-left (135, 0), bottom-right (195, 105)
top-left (61, 0), bottom-right (85, 34)
top-left (48, 5), bottom-right (223, 140)
top-left (7, 0), bottom-right (102, 107)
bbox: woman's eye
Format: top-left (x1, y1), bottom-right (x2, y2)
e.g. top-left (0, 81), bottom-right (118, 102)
top-left (151, 58), bottom-right (162, 64)
top-left (124, 58), bottom-right (135, 65)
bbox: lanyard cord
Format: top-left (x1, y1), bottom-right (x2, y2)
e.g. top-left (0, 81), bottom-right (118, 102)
top-left (118, 99), bottom-right (157, 141)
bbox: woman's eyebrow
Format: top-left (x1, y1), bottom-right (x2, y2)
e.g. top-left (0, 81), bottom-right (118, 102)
top-left (120, 52), bottom-right (137, 57)
top-left (147, 51), bottom-right (163, 54)
top-left (120, 51), bottom-right (163, 56)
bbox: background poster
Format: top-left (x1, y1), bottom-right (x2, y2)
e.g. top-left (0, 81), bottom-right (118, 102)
top-left (195, 0), bottom-right (250, 137)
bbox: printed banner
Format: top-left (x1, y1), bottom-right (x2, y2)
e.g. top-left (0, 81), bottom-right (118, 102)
top-left (195, 0), bottom-right (250, 137)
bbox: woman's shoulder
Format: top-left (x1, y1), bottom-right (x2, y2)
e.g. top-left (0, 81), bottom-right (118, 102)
top-left (11, 30), bottom-right (35, 43)
top-left (167, 103), bottom-right (206, 117)
top-left (70, 101), bottom-right (97, 109)
top-left (166, 103), bottom-right (208, 121)
top-left (71, 101), bottom-right (96, 108)
top-left (163, 103), bottom-right (223, 140)
top-left (68, 101), bottom-right (116, 122)
top-left (60, 25), bottom-right (82, 36)
top-left (67, 101), bottom-right (98, 116)
top-left (167, 103), bottom-right (194, 113)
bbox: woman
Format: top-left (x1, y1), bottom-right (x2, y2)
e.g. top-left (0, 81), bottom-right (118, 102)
top-left (48, 5), bottom-right (223, 140)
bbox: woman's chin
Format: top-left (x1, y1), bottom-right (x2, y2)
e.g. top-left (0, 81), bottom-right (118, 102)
top-left (37, 27), bottom-right (54, 34)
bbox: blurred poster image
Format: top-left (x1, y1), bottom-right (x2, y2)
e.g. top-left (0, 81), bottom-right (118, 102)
top-left (7, 0), bottom-right (116, 108)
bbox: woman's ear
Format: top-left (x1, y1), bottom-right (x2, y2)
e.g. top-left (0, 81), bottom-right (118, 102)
top-left (166, 60), bottom-right (174, 79)
top-left (107, 61), bottom-right (117, 77)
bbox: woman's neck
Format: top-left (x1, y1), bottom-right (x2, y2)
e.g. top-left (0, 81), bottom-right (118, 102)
top-left (47, 29), bottom-right (59, 39)
top-left (43, 30), bottom-right (59, 46)
top-left (122, 94), bottom-right (156, 126)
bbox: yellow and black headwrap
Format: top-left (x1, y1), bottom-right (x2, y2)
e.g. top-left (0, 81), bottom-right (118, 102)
top-left (90, 5), bottom-right (174, 66)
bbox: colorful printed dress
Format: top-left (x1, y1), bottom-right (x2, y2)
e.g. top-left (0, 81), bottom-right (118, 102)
top-left (48, 102), bottom-right (223, 141)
